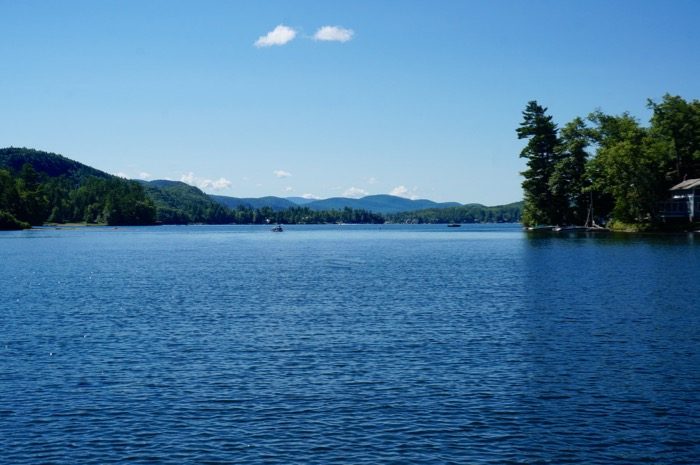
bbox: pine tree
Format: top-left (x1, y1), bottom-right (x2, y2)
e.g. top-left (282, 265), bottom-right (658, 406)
top-left (516, 101), bottom-right (562, 226)
top-left (550, 117), bottom-right (591, 225)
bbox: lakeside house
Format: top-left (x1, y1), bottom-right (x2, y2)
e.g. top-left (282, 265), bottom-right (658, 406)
top-left (660, 178), bottom-right (700, 222)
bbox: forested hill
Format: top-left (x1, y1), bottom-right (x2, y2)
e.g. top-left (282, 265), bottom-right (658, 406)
top-left (139, 180), bottom-right (232, 224)
top-left (0, 147), bottom-right (111, 181)
top-left (0, 147), bottom-right (155, 229)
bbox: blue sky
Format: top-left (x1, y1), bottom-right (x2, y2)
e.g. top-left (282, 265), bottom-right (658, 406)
top-left (2, 0), bottom-right (699, 204)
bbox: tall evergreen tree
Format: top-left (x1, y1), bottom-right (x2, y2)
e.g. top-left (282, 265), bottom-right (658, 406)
top-left (517, 101), bottom-right (562, 226)
top-left (550, 117), bottom-right (591, 224)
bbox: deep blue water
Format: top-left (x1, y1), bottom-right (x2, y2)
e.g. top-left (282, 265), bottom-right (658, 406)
top-left (1, 224), bottom-right (699, 464)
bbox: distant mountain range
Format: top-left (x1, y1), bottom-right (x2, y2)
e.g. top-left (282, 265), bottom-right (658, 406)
top-left (301, 195), bottom-right (462, 214)
top-left (209, 193), bottom-right (463, 214)
top-left (209, 195), bottom-right (297, 211)
top-left (285, 196), bottom-right (317, 205)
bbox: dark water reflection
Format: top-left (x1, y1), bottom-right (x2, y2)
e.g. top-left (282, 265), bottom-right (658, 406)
top-left (1, 225), bottom-right (698, 464)
top-left (520, 231), bottom-right (700, 463)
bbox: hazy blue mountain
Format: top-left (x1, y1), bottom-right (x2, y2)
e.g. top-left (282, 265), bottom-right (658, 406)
top-left (304, 194), bottom-right (462, 214)
top-left (210, 195), bottom-right (297, 211)
top-left (286, 196), bottom-right (318, 205)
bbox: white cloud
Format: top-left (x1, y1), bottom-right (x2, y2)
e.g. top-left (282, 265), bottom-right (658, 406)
top-left (255, 25), bottom-right (297, 47)
top-left (284, 186), bottom-right (294, 192)
top-left (302, 193), bottom-right (320, 199)
top-left (273, 169), bottom-right (292, 178)
top-left (138, 172), bottom-right (152, 180)
top-left (343, 187), bottom-right (369, 198)
top-left (181, 172), bottom-right (232, 192)
top-left (202, 177), bottom-right (233, 190)
top-left (115, 172), bottom-right (128, 179)
top-left (181, 172), bottom-right (196, 185)
top-left (390, 185), bottom-right (419, 200)
top-left (314, 26), bottom-right (354, 42)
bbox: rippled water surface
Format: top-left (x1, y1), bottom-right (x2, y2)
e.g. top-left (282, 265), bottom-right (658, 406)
top-left (1, 224), bottom-right (699, 464)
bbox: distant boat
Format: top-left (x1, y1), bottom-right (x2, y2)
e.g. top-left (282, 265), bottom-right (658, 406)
top-left (526, 225), bottom-right (556, 231)
top-left (447, 223), bottom-right (461, 227)
top-left (553, 225), bottom-right (589, 232)
top-left (271, 224), bottom-right (283, 232)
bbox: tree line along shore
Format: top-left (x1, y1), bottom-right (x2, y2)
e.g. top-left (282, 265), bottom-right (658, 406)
top-left (0, 147), bottom-right (521, 230)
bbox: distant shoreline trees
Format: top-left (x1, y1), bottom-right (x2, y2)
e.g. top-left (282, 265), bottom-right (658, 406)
top-left (1, 147), bottom-right (522, 229)
top-left (517, 94), bottom-right (700, 228)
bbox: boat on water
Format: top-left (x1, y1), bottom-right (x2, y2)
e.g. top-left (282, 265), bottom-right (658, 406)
top-left (553, 225), bottom-right (590, 232)
top-left (447, 223), bottom-right (461, 227)
top-left (271, 224), bottom-right (283, 232)
top-left (526, 225), bottom-right (556, 231)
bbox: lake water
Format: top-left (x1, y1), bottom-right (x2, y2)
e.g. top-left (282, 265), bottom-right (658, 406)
top-left (1, 224), bottom-right (699, 464)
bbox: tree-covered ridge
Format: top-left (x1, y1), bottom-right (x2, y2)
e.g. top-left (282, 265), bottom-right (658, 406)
top-left (0, 147), bottom-right (156, 227)
top-left (0, 147), bottom-right (111, 181)
top-left (517, 94), bottom-right (700, 228)
top-left (139, 180), bottom-right (232, 224)
top-left (210, 194), bottom-right (298, 211)
top-left (386, 202), bottom-right (522, 224)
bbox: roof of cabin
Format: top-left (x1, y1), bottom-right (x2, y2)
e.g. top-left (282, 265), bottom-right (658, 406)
top-left (670, 178), bottom-right (700, 190)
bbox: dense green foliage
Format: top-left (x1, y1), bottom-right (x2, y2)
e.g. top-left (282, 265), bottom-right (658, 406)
top-left (141, 180), bottom-right (232, 224)
top-left (386, 202), bottom-right (522, 224)
top-left (0, 209), bottom-right (30, 230)
top-left (517, 94), bottom-right (700, 227)
top-left (0, 164), bottom-right (46, 227)
top-left (517, 101), bottom-right (563, 226)
top-left (0, 148), bottom-right (156, 227)
top-left (0, 147), bottom-right (111, 180)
